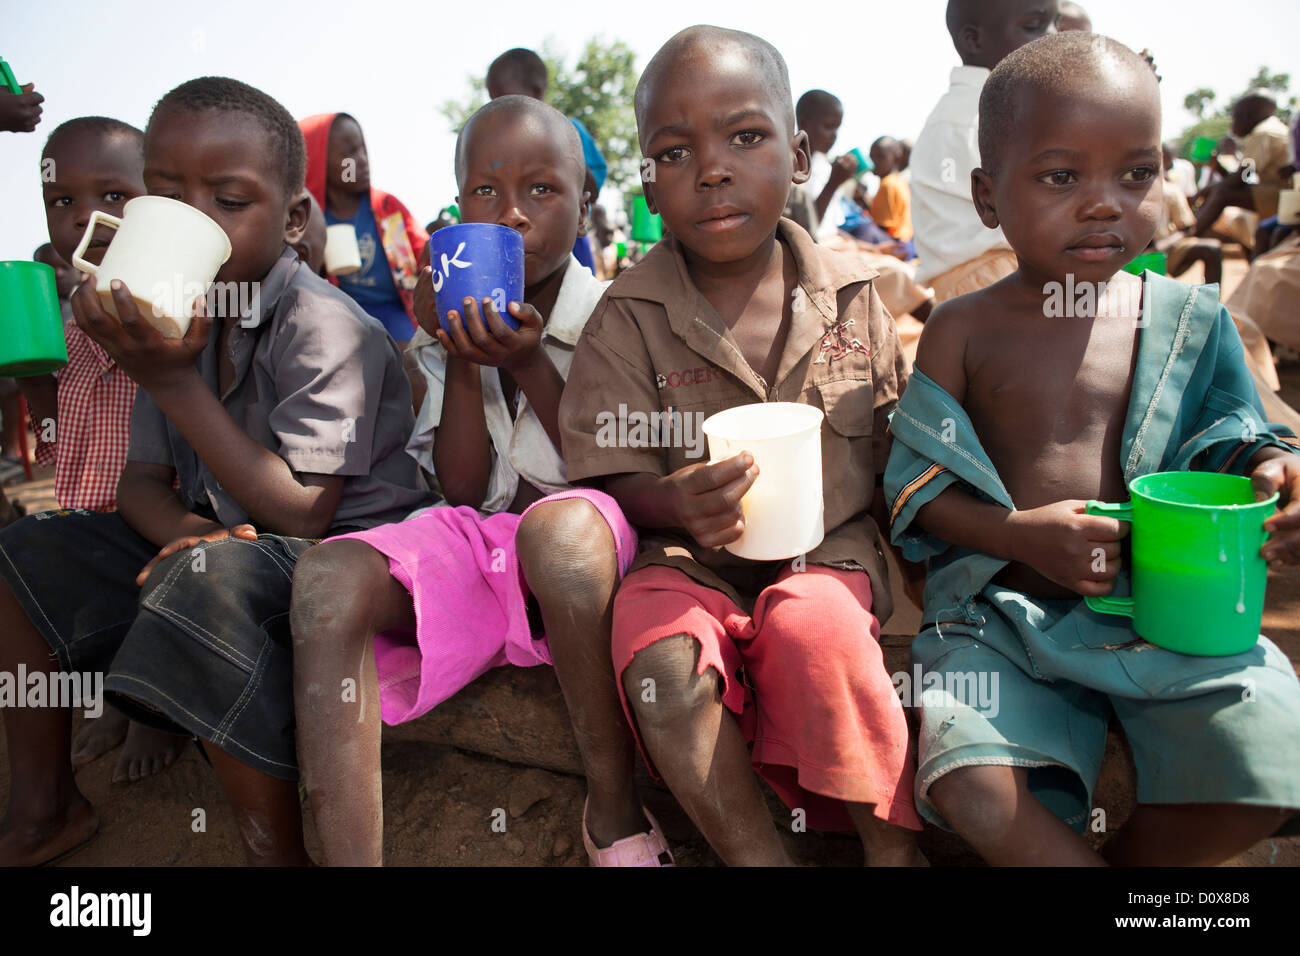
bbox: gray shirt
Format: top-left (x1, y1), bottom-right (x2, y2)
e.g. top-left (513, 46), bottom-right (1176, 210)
top-left (127, 247), bottom-right (434, 533)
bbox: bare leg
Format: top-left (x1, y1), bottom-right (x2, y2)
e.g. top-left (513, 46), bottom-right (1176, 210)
top-left (516, 498), bottom-right (646, 847)
top-left (623, 635), bottom-right (789, 866)
top-left (845, 802), bottom-right (927, 866)
top-left (199, 742), bottom-right (312, 866)
top-left (111, 721), bottom-right (186, 783)
top-left (71, 708), bottom-right (128, 766)
top-left (1103, 804), bottom-right (1294, 866)
top-left (0, 579), bottom-right (97, 865)
top-left (929, 764), bottom-right (1106, 866)
top-left (290, 540), bottom-right (413, 866)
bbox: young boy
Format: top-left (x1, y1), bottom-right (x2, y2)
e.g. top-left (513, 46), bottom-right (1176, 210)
top-left (868, 136), bottom-right (916, 258)
top-left (911, 0), bottom-right (1059, 302)
top-left (795, 88), bottom-right (856, 240)
top-left (0, 77), bottom-right (431, 866)
top-left (885, 32), bottom-right (1300, 865)
top-left (560, 25), bottom-right (924, 866)
top-left (22, 120), bottom-right (189, 783)
top-left (298, 112), bottom-right (427, 342)
top-left (290, 95), bottom-right (665, 867)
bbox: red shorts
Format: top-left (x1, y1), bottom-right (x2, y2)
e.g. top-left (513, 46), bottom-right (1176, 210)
top-left (612, 563), bottom-right (921, 832)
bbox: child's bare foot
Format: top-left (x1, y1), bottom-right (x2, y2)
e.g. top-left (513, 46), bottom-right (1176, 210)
top-left (70, 708), bottom-right (129, 766)
top-left (0, 797), bottom-right (98, 866)
top-left (111, 722), bottom-right (185, 783)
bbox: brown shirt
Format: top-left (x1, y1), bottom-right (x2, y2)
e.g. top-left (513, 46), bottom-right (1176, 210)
top-left (560, 219), bottom-right (907, 615)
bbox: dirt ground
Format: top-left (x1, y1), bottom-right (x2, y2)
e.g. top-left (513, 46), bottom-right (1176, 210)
top-left (2, 256), bottom-right (1298, 867)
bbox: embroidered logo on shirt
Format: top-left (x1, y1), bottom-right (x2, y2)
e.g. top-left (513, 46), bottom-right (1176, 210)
top-left (655, 366), bottom-right (722, 389)
top-left (814, 318), bottom-right (870, 365)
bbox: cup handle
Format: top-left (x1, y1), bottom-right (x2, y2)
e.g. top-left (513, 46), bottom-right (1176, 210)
top-left (1083, 499), bottom-right (1134, 618)
top-left (70, 210), bottom-right (122, 275)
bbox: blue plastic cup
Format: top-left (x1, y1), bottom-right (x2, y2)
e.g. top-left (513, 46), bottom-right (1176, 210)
top-left (429, 223), bottom-right (525, 331)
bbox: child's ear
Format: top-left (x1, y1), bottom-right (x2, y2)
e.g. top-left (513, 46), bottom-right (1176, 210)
top-left (970, 168), bottom-right (1000, 229)
top-left (960, 25), bottom-right (981, 63)
top-left (642, 182), bottom-right (659, 216)
top-left (284, 191), bottom-right (311, 244)
top-left (791, 130), bottom-right (812, 186)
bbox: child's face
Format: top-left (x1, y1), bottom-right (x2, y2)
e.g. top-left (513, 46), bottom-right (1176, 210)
top-left (145, 108), bottom-right (302, 286)
top-left (802, 105), bottom-right (842, 156)
top-left (870, 143), bottom-right (894, 176)
top-left (288, 192), bottom-right (327, 275)
top-left (456, 112), bottom-right (587, 290)
top-left (968, 1), bottom-right (1060, 69)
top-left (42, 129), bottom-right (146, 268)
top-left (640, 50), bottom-right (810, 265)
top-left (974, 78), bottom-right (1163, 287)
top-left (326, 116), bottom-right (370, 193)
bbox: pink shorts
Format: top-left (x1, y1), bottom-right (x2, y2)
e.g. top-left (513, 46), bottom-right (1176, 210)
top-left (330, 489), bottom-right (637, 726)
top-left (612, 564), bottom-right (921, 832)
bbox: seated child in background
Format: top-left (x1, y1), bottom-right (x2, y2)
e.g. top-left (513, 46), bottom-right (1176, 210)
top-left (486, 47), bottom-right (607, 275)
top-left (20, 119), bottom-right (187, 783)
top-left (560, 25), bottom-right (925, 866)
top-left (0, 77), bottom-right (431, 866)
top-left (911, 0), bottom-right (1059, 302)
top-left (795, 88), bottom-right (855, 239)
top-left (885, 32), bottom-right (1300, 866)
top-left (868, 136), bottom-right (917, 259)
top-left (1194, 92), bottom-right (1294, 254)
top-left (290, 95), bottom-right (665, 867)
top-left (298, 112), bottom-right (427, 343)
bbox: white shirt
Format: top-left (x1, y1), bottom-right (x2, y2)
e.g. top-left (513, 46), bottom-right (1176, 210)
top-left (807, 152), bottom-right (850, 239)
top-left (407, 255), bottom-right (609, 513)
top-left (1168, 157), bottom-right (1199, 198)
top-left (910, 65), bottom-right (1011, 283)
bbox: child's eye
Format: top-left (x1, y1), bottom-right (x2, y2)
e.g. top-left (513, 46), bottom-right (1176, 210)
top-left (1123, 166), bottom-right (1159, 184)
top-left (1037, 170), bottom-right (1076, 186)
top-left (103, 191), bottom-right (127, 203)
top-left (529, 183), bottom-right (555, 196)
top-left (732, 131), bottom-right (764, 147)
top-left (217, 198), bottom-right (251, 209)
top-left (471, 185), bottom-right (495, 197)
top-left (49, 196), bottom-right (72, 208)
top-left (656, 145), bottom-right (690, 164)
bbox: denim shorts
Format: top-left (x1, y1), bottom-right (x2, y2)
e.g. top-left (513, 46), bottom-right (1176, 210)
top-left (0, 508), bottom-right (321, 780)
top-left (910, 588), bottom-right (1300, 832)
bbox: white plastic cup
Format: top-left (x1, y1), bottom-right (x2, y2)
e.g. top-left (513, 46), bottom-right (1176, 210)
top-left (702, 402), bottom-right (825, 561)
top-left (1278, 190), bottom-right (1300, 227)
top-left (324, 223), bottom-right (362, 275)
top-left (70, 196), bottom-right (232, 339)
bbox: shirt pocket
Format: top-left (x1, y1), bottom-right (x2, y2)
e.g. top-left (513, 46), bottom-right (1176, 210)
top-left (817, 377), bottom-right (874, 438)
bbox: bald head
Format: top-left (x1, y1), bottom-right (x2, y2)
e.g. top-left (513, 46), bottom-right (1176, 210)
top-left (454, 95), bottom-right (585, 190)
top-left (979, 31), bottom-right (1159, 175)
top-left (946, 0), bottom-right (1060, 68)
top-left (796, 89), bottom-right (841, 128)
top-left (1231, 91), bottom-right (1277, 138)
top-left (635, 25), bottom-right (794, 145)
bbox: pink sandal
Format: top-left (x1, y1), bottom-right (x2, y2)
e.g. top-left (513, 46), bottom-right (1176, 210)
top-left (582, 798), bottom-right (676, 866)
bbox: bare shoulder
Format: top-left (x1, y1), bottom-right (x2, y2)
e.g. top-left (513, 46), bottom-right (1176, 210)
top-left (914, 292), bottom-right (983, 403)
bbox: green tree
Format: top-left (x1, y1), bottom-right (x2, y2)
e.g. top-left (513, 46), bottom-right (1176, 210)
top-left (438, 37), bottom-right (641, 191)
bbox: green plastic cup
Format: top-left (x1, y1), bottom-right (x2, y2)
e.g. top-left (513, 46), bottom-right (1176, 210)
top-left (1186, 136), bottom-right (1217, 163)
top-left (847, 147), bottom-right (874, 175)
top-left (0, 260), bottom-right (67, 376)
top-left (1085, 472), bottom-right (1277, 656)
top-left (1123, 250), bottom-right (1167, 277)
top-left (630, 195), bottom-right (663, 243)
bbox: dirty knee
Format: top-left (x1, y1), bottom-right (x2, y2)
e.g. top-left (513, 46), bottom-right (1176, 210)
top-left (290, 540), bottom-right (390, 646)
top-left (517, 499), bottom-right (616, 601)
top-left (622, 634), bottom-right (720, 729)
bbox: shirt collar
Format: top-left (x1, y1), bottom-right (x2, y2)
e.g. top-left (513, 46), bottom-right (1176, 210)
top-left (228, 246), bottom-right (300, 331)
top-left (951, 65), bottom-right (990, 87)
top-left (544, 254), bottom-right (607, 347)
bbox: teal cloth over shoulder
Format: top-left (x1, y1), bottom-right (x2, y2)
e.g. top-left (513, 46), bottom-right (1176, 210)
top-left (883, 273), bottom-right (1299, 627)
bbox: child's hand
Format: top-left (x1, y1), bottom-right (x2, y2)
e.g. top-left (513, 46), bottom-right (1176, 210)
top-left (1252, 455), bottom-right (1300, 566)
top-left (1006, 500), bottom-right (1129, 596)
top-left (0, 83), bottom-right (43, 133)
top-left (663, 453), bottom-right (758, 549)
top-left (413, 265), bottom-right (440, 339)
top-left (135, 523), bottom-right (257, 586)
top-left (827, 154), bottom-right (858, 189)
top-left (72, 276), bottom-right (209, 390)
top-left (436, 296), bottom-right (544, 372)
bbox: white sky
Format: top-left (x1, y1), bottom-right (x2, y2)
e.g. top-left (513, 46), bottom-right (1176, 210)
top-left (2, 0), bottom-right (1296, 260)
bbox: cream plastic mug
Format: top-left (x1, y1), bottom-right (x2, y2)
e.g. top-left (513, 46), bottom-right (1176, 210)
top-left (703, 402), bottom-right (826, 561)
top-left (324, 224), bottom-right (362, 275)
top-left (71, 195), bottom-right (232, 339)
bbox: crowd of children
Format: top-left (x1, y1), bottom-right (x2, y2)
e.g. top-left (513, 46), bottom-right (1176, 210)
top-left (1, 3), bottom-right (1299, 868)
